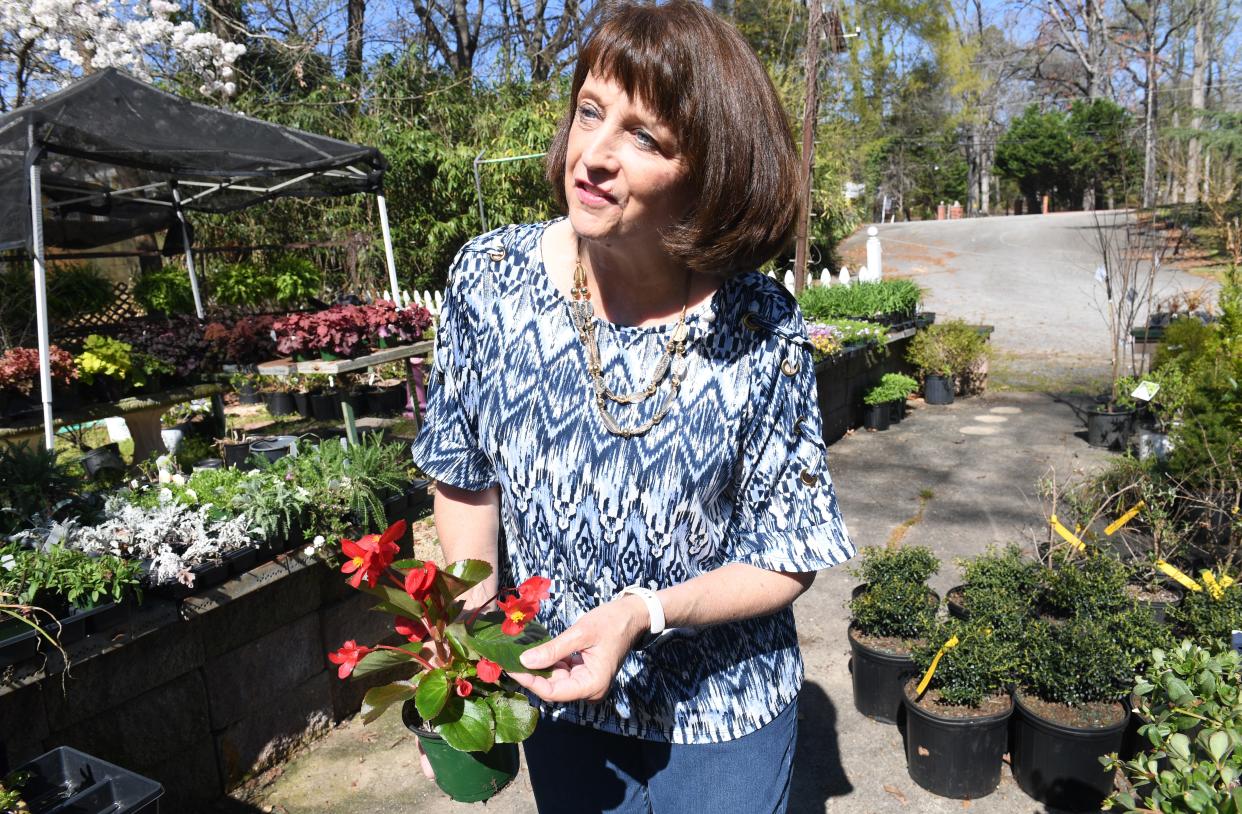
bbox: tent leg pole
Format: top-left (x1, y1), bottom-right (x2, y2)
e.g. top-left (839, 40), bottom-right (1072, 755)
top-left (377, 194), bottom-right (401, 304)
top-left (171, 186), bottom-right (206, 319)
top-left (28, 152), bottom-right (54, 451)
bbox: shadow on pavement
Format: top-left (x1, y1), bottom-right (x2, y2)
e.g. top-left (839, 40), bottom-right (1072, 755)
top-left (789, 681), bottom-right (852, 812)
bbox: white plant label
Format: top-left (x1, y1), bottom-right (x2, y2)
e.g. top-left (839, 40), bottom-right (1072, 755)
top-left (1095, 265), bottom-right (1108, 284)
top-left (1131, 381), bottom-right (1160, 402)
top-left (1233, 631), bottom-right (1242, 655)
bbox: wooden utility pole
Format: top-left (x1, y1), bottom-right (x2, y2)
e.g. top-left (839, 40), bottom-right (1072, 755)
top-left (794, 4), bottom-right (846, 294)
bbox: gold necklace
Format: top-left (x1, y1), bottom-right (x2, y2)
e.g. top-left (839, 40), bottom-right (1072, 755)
top-left (568, 247), bottom-right (691, 438)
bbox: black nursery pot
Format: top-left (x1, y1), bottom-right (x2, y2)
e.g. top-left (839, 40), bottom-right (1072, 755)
top-left (310, 391), bottom-right (340, 421)
top-left (221, 441), bottom-right (252, 468)
top-left (848, 624), bottom-right (916, 724)
top-left (265, 391), bottom-right (296, 416)
top-left (81, 443), bottom-right (125, 481)
top-left (863, 403), bottom-right (891, 431)
top-left (903, 682), bottom-right (1013, 800)
top-left (924, 375), bottom-right (955, 405)
top-left (345, 390), bottom-right (369, 418)
top-left (888, 399), bottom-right (906, 423)
top-left (293, 391), bottom-right (312, 418)
top-left (238, 382), bottom-right (264, 405)
top-left (1011, 690), bottom-right (1129, 811)
top-left (1086, 408), bottom-right (1135, 450)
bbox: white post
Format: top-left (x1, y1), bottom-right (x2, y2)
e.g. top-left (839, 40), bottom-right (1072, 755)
top-left (819, 268), bottom-right (832, 286)
top-left (28, 148), bottom-right (54, 450)
top-left (839, 266), bottom-right (851, 286)
top-left (783, 270), bottom-right (795, 293)
top-left (866, 226), bottom-right (883, 279)
top-left (377, 194), bottom-right (401, 307)
top-left (171, 185), bottom-right (206, 319)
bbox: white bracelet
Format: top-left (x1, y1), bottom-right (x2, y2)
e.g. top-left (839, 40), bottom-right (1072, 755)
top-left (618, 585), bottom-right (666, 636)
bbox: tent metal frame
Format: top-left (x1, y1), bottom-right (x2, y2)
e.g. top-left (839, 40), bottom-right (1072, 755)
top-left (25, 133), bottom-right (401, 451)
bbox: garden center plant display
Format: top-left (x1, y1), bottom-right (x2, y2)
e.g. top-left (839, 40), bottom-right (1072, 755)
top-left (905, 320), bottom-right (990, 405)
top-left (862, 373), bottom-right (919, 431)
top-left (328, 520), bottom-right (551, 803)
top-left (797, 279), bottom-right (922, 325)
top-left (805, 319), bottom-right (888, 363)
top-left (847, 545), bottom-right (939, 723)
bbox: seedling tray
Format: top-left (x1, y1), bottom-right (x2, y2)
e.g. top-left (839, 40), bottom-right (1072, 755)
top-left (13, 745), bottom-right (163, 814)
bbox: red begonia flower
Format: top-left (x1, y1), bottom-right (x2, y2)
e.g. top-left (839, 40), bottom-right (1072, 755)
top-left (518, 575), bottom-right (551, 602)
top-left (395, 616), bottom-right (427, 642)
top-left (404, 561), bottom-right (438, 601)
top-left (476, 658), bottom-right (502, 683)
top-left (340, 536), bottom-right (377, 589)
top-left (328, 640), bottom-right (372, 679)
top-left (497, 594), bottom-right (539, 636)
top-left (455, 677), bottom-right (473, 698)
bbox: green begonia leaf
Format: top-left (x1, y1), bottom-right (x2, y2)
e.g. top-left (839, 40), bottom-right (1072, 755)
top-left (488, 692), bottom-right (539, 743)
top-left (416, 668), bottom-right (449, 721)
top-left (358, 583), bottom-right (426, 619)
top-left (437, 695), bottom-right (496, 753)
top-left (461, 613), bottom-right (552, 676)
top-left (361, 682), bottom-right (416, 725)
top-left (352, 643), bottom-right (424, 679)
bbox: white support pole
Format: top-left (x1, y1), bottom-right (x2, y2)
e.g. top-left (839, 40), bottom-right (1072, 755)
top-left (377, 193), bottom-right (401, 306)
top-left (28, 140), bottom-right (54, 451)
top-left (171, 185), bottom-right (206, 319)
top-left (866, 226), bottom-right (883, 279)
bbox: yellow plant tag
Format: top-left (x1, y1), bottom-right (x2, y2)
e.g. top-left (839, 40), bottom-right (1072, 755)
top-left (1105, 501), bottom-right (1146, 536)
top-left (1049, 515), bottom-right (1087, 551)
top-left (1156, 560), bottom-right (1202, 593)
top-left (915, 634), bottom-right (959, 696)
top-left (1202, 571), bottom-right (1226, 600)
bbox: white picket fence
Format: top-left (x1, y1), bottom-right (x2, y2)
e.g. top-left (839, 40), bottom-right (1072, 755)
top-left (390, 228), bottom-right (885, 310)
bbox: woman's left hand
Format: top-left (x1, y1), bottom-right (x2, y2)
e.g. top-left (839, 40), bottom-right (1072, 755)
top-left (509, 597), bottom-right (647, 703)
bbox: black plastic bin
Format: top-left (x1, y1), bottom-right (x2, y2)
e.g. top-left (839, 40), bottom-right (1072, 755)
top-left (13, 745), bottom-right (163, 813)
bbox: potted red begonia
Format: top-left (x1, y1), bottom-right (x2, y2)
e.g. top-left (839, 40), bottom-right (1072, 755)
top-left (328, 520), bottom-right (552, 803)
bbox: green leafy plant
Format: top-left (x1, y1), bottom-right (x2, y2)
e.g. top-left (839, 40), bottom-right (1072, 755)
top-left (211, 260), bottom-right (270, 306)
top-left (849, 546), bottom-right (939, 640)
top-left (906, 320), bottom-right (989, 379)
top-left (798, 280), bottom-right (922, 322)
top-left (955, 545), bottom-right (1042, 629)
top-left (268, 255), bottom-right (321, 305)
top-left (75, 335), bottom-right (133, 384)
top-left (1041, 552), bottom-right (1132, 619)
top-left (1, 543), bottom-right (142, 607)
top-left (1020, 616), bottom-right (1135, 706)
top-left (1103, 641), bottom-right (1242, 813)
top-left (133, 264), bottom-right (196, 316)
top-left (912, 619), bottom-right (1018, 708)
top-left (863, 373), bottom-right (919, 405)
top-left (1170, 577), bottom-right (1242, 650)
top-left (0, 442), bottom-right (80, 534)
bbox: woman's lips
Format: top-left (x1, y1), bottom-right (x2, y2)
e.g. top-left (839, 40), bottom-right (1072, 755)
top-left (575, 180), bottom-right (615, 206)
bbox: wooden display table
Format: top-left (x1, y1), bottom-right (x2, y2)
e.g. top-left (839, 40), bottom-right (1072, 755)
top-left (255, 341), bottom-right (432, 444)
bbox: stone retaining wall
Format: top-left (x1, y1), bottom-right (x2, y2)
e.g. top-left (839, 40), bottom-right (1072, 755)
top-left (0, 552), bottom-right (407, 811)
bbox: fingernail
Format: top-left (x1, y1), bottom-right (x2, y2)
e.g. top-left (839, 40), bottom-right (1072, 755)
top-left (520, 650), bottom-right (537, 667)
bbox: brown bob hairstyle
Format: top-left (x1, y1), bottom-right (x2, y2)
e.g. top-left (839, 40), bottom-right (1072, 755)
top-left (545, 0), bottom-right (801, 277)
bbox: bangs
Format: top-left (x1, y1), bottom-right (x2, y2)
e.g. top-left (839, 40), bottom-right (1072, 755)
top-left (574, 8), bottom-right (695, 135)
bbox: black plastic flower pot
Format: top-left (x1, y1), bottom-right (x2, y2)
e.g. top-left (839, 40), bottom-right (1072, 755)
top-left (946, 585), bottom-right (968, 620)
top-left (238, 382), bottom-right (263, 405)
top-left (1011, 689), bottom-right (1129, 811)
top-left (310, 391), bottom-right (340, 421)
top-left (80, 599), bottom-right (132, 636)
top-left (863, 403), bottom-right (891, 431)
top-left (81, 443), bottom-right (125, 481)
top-left (193, 458), bottom-right (224, 472)
top-left (888, 399), bottom-right (906, 423)
top-left (0, 617), bottom-right (41, 669)
top-left (384, 491), bottom-right (409, 525)
top-left (407, 478), bottom-right (433, 515)
top-left (385, 382), bottom-right (410, 414)
top-left (1126, 583), bottom-right (1182, 625)
top-left (345, 390), bottom-right (368, 418)
top-left (364, 386), bottom-right (388, 416)
top-left (924, 375), bottom-right (955, 405)
top-left (14, 745), bottom-right (163, 814)
top-left (224, 545), bottom-right (259, 577)
top-left (191, 559), bottom-right (230, 591)
top-left (52, 606), bottom-right (88, 646)
top-left (293, 391), bottom-right (312, 418)
top-left (265, 390), bottom-right (296, 416)
top-left (848, 624), bottom-right (917, 724)
top-left (221, 441), bottom-right (252, 468)
top-left (1086, 408), bottom-right (1135, 450)
top-left (401, 700), bottom-right (520, 803)
top-left (903, 680), bottom-right (1013, 799)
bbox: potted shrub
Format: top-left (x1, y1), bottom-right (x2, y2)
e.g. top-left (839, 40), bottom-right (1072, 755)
top-left (904, 618), bottom-right (1018, 799)
top-left (1168, 571), bottom-right (1241, 650)
top-left (230, 371), bottom-right (263, 405)
top-left (862, 374), bottom-right (919, 430)
top-left (946, 544), bottom-right (1041, 623)
top-left (327, 520), bottom-right (552, 802)
top-left (906, 325), bottom-right (956, 405)
top-left (847, 545), bottom-right (939, 723)
top-left (261, 378), bottom-right (297, 417)
top-left (1103, 640), bottom-right (1242, 813)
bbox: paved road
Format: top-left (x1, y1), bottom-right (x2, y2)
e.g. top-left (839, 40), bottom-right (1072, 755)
top-left (838, 211), bottom-right (1215, 390)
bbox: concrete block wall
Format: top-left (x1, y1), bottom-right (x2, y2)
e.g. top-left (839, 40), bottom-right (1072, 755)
top-left (0, 552), bottom-right (409, 812)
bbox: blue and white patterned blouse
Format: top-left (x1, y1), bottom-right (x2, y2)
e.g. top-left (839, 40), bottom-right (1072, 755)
top-left (412, 220), bottom-right (854, 744)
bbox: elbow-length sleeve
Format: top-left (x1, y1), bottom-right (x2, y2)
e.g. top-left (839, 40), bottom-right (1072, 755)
top-left (410, 245), bottom-right (496, 491)
top-left (725, 303), bottom-right (855, 573)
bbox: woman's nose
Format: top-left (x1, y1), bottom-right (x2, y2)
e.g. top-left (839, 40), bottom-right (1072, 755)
top-left (580, 126), bottom-right (620, 174)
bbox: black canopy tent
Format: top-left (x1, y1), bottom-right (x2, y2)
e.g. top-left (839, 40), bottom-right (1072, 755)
top-left (0, 69), bottom-right (401, 449)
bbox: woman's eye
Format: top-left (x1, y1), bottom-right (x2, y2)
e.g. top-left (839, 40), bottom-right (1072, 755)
top-left (576, 104), bottom-right (599, 121)
top-left (634, 130), bottom-right (658, 150)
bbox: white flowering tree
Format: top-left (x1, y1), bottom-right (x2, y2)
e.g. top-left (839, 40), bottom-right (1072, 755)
top-left (0, 0), bottom-right (246, 110)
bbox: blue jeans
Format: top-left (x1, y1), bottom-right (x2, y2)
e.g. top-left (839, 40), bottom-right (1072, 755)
top-left (523, 699), bottom-right (798, 813)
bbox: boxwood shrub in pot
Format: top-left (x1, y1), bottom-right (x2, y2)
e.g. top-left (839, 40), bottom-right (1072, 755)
top-left (904, 619), bottom-right (1018, 799)
top-left (847, 545), bottom-right (939, 723)
top-left (1168, 573), bottom-right (1242, 650)
top-left (946, 544), bottom-right (1041, 625)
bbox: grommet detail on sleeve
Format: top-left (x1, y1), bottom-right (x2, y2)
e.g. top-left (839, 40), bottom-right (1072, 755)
top-left (799, 469), bottom-right (818, 487)
top-left (781, 358), bottom-right (799, 377)
top-left (793, 416), bottom-right (805, 436)
top-left (742, 312), bottom-right (761, 332)
top-left (488, 249), bottom-right (505, 262)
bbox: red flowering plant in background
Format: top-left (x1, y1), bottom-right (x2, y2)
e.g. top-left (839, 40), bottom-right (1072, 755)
top-left (327, 520), bottom-right (553, 753)
top-left (0, 346), bottom-right (78, 396)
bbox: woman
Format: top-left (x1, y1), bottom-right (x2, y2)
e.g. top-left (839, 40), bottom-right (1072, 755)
top-left (411, 2), bottom-right (854, 811)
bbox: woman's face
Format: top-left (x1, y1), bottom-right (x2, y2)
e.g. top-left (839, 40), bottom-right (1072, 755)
top-left (564, 71), bottom-right (691, 248)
